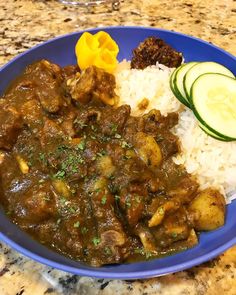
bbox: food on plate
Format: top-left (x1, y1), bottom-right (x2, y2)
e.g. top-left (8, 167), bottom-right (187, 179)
top-left (67, 65), bottom-right (118, 105)
top-left (191, 73), bottom-right (236, 140)
top-left (75, 31), bottom-right (119, 73)
top-left (131, 37), bottom-right (183, 69)
top-left (115, 39), bottom-right (236, 198)
top-left (170, 61), bottom-right (236, 140)
top-left (183, 62), bottom-right (235, 100)
top-left (170, 62), bottom-right (197, 108)
top-left (1, 34), bottom-right (235, 267)
top-left (189, 188), bottom-right (225, 231)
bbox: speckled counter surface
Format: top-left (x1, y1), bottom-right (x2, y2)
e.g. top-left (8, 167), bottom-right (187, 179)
top-left (0, 0), bottom-right (236, 294)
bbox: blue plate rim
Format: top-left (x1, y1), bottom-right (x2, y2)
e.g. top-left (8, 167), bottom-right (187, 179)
top-left (0, 230), bottom-right (236, 279)
top-left (0, 26), bottom-right (236, 279)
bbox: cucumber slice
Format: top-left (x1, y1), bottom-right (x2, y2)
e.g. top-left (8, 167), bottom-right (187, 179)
top-left (184, 62), bottom-right (235, 100)
top-left (198, 122), bottom-right (232, 141)
top-left (191, 73), bottom-right (236, 140)
top-left (170, 68), bottom-right (179, 95)
top-left (173, 62), bottom-right (198, 107)
top-left (169, 65), bottom-right (188, 106)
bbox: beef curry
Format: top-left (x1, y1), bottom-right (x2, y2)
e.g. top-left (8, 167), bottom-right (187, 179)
top-left (0, 60), bottom-right (225, 266)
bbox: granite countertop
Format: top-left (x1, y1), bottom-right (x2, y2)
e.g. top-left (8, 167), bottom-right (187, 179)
top-left (0, 0), bottom-right (236, 294)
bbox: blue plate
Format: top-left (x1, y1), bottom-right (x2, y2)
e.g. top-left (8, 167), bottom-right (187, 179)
top-left (0, 26), bottom-right (236, 279)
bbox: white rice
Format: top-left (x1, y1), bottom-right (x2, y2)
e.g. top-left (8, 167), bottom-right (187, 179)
top-left (115, 62), bottom-right (236, 201)
top-left (115, 61), bottom-right (182, 116)
top-left (173, 108), bottom-right (236, 198)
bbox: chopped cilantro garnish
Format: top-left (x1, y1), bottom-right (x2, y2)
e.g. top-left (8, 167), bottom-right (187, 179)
top-left (121, 141), bottom-right (133, 149)
top-left (96, 150), bottom-right (107, 157)
top-left (100, 135), bottom-right (110, 142)
top-left (56, 144), bottom-right (68, 153)
top-left (73, 118), bottom-right (87, 128)
top-left (134, 247), bottom-right (153, 259)
top-left (92, 237), bottom-right (101, 246)
top-left (39, 152), bottom-right (47, 164)
top-left (27, 161), bottom-right (32, 167)
top-left (91, 125), bottom-right (97, 131)
top-left (73, 221), bottom-right (80, 228)
top-left (104, 246), bottom-right (112, 255)
top-left (53, 170), bottom-right (66, 179)
top-left (91, 155), bottom-right (97, 161)
top-left (135, 196), bottom-right (141, 203)
top-left (76, 141), bottom-right (86, 151)
top-left (59, 197), bottom-right (67, 205)
top-left (71, 188), bottom-right (76, 195)
top-left (172, 232), bottom-right (178, 238)
top-left (114, 195), bottom-right (120, 201)
top-left (145, 251), bottom-right (153, 259)
top-left (134, 247), bottom-right (145, 255)
top-left (110, 123), bottom-right (118, 133)
top-left (81, 227), bottom-right (88, 235)
top-left (125, 197), bottom-right (131, 208)
top-left (69, 206), bottom-right (76, 214)
top-left (123, 155), bottom-right (132, 160)
top-left (43, 195), bottom-right (51, 202)
top-left (101, 196), bottom-right (107, 205)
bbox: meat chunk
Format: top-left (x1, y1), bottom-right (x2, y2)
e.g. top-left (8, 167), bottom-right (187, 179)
top-left (99, 104), bottom-right (131, 136)
top-left (13, 181), bottom-right (56, 223)
top-left (62, 64), bottom-right (80, 81)
top-left (40, 119), bottom-right (66, 150)
top-left (20, 99), bottom-right (43, 133)
top-left (67, 66), bottom-right (118, 105)
top-left (30, 60), bottom-right (65, 113)
top-left (73, 107), bottom-right (101, 134)
top-left (0, 104), bottom-right (22, 150)
top-left (131, 37), bottom-right (183, 69)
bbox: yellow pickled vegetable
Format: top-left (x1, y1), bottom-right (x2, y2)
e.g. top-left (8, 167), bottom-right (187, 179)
top-left (75, 31), bottom-right (119, 73)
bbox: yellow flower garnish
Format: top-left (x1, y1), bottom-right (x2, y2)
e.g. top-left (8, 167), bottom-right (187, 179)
top-left (75, 31), bottom-right (119, 73)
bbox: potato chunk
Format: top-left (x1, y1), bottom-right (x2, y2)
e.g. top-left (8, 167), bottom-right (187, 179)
top-left (189, 188), bottom-right (226, 231)
top-left (96, 155), bottom-right (115, 177)
top-left (52, 179), bottom-right (71, 198)
top-left (134, 132), bottom-right (162, 169)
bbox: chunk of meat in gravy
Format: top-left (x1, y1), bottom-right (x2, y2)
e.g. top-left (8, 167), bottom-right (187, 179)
top-left (0, 59), bottom-right (225, 266)
top-left (99, 104), bottom-right (131, 136)
top-left (67, 66), bottom-right (117, 105)
top-left (5, 60), bottom-right (67, 114)
top-left (62, 64), bottom-right (80, 81)
top-left (0, 104), bottom-right (22, 150)
top-left (34, 61), bottom-right (66, 113)
top-left (13, 181), bottom-right (56, 223)
top-left (20, 99), bottom-right (43, 133)
top-left (40, 119), bottom-right (66, 150)
top-left (87, 184), bottom-right (127, 265)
